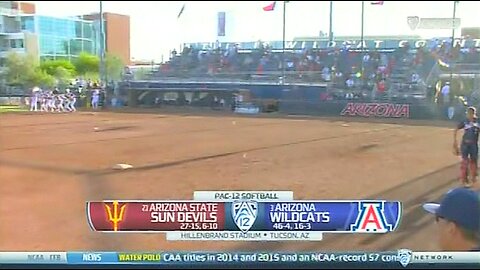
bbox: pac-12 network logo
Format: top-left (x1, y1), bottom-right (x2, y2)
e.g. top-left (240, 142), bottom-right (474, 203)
top-left (397, 249), bottom-right (412, 267)
top-left (232, 200), bottom-right (258, 233)
top-left (104, 201), bottom-right (127, 231)
top-left (350, 201), bottom-right (393, 233)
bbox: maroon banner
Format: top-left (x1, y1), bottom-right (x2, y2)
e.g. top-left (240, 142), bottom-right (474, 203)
top-left (340, 103), bottom-right (410, 118)
top-left (87, 201), bottom-right (225, 232)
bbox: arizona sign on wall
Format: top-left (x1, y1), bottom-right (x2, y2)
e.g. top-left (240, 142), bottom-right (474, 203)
top-left (340, 103), bottom-right (410, 118)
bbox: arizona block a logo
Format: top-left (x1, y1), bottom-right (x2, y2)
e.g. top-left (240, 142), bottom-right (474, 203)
top-left (350, 201), bottom-right (393, 233)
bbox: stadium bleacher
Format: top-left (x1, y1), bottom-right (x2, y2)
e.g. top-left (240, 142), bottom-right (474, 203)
top-left (136, 38), bottom-right (480, 103)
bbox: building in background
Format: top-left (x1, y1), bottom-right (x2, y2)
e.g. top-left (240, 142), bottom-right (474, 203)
top-left (0, 1), bottom-right (130, 66)
top-left (11, 1), bottom-right (34, 14)
top-left (0, 1), bottom-right (34, 65)
top-left (82, 12), bottom-right (130, 65)
top-left (21, 15), bottom-right (99, 61)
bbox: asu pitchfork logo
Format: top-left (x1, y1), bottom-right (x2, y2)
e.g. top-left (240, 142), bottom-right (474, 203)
top-left (104, 201), bottom-right (127, 231)
top-left (350, 201), bottom-right (393, 233)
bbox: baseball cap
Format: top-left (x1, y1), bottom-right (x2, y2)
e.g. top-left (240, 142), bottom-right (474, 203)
top-left (423, 187), bottom-right (480, 232)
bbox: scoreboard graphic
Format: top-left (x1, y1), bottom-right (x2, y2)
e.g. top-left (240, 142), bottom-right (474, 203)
top-left (86, 191), bottom-right (402, 241)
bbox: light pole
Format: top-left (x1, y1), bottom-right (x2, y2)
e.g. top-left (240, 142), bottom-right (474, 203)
top-left (99, 1), bottom-right (106, 85)
top-left (282, 1), bottom-right (287, 85)
top-left (449, 1), bottom-right (458, 91)
top-left (329, 1), bottom-right (333, 43)
top-left (360, 1), bottom-right (365, 78)
top-left (99, 1), bottom-right (108, 107)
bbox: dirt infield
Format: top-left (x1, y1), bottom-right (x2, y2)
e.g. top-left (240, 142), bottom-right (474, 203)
top-left (0, 111), bottom-right (467, 252)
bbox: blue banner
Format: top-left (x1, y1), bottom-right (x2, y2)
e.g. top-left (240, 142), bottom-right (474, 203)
top-left (224, 200), bottom-right (401, 233)
top-left (185, 37), bottom-right (480, 51)
top-left (1, 251), bottom-right (479, 268)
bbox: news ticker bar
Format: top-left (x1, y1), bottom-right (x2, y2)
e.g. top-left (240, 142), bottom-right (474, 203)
top-left (86, 200), bottom-right (401, 234)
top-left (0, 252), bottom-right (479, 267)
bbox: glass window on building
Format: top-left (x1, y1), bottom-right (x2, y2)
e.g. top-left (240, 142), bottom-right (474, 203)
top-left (38, 16), bottom-right (54, 35)
top-left (83, 23), bottom-right (93, 39)
top-left (83, 40), bottom-right (92, 54)
top-left (21, 17), bottom-right (35, 32)
top-left (55, 37), bottom-right (67, 55)
top-left (0, 38), bottom-right (9, 50)
top-left (39, 36), bottom-right (55, 55)
top-left (9, 39), bottom-right (24, 49)
top-left (36, 16), bottom-right (98, 59)
top-left (70, 39), bottom-right (82, 55)
top-left (75, 21), bottom-right (82, 38)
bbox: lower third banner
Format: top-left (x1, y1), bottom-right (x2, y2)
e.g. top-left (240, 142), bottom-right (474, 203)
top-left (86, 200), bottom-right (401, 234)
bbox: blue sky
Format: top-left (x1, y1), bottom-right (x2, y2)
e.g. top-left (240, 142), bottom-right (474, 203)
top-left (30, 1), bottom-right (480, 62)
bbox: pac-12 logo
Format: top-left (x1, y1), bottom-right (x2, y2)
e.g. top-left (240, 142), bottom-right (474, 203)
top-left (350, 201), bottom-right (393, 233)
top-left (232, 200), bottom-right (258, 233)
top-left (397, 249), bottom-right (412, 267)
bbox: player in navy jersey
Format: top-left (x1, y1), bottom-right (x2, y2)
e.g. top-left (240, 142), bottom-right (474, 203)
top-left (453, 107), bottom-right (480, 187)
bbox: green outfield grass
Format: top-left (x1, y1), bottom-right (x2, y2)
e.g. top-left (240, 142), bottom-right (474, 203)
top-left (0, 105), bottom-right (28, 113)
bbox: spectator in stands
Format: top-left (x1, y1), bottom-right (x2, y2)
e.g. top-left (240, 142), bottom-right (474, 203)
top-left (375, 79), bottom-right (387, 100)
top-left (423, 187), bottom-right (480, 251)
top-left (346, 77), bottom-right (354, 89)
top-left (153, 38), bottom-right (477, 103)
top-left (345, 92), bottom-right (354, 100)
top-left (322, 66), bottom-right (331, 81)
top-left (411, 73), bottom-right (420, 83)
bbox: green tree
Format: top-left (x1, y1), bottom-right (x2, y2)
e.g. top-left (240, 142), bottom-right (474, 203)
top-left (73, 52), bottom-right (99, 75)
top-left (3, 52), bottom-right (59, 89)
top-left (29, 68), bottom-right (55, 89)
top-left (3, 52), bottom-right (36, 86)
top-left (83, 71), bottom-right (99, 81)
top-left (105, 53), bottom-right (125, 82)
top-left (40, 59), bottom-right (76, 77)
top-left (54, 66), bottom-right (73, 90)
top-left (133, 68), bottom-right (150, 80)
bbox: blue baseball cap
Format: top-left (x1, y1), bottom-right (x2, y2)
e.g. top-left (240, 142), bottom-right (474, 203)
top-left (423, 187), bottom-right (480, 232)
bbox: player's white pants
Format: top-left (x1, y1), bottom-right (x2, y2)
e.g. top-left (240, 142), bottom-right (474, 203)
top-left (65, 102), bottom-right (71, 112)
top-left (30, 97), bottom-right (38, 111)
top-left (40, 100), bottom-right (48, 112)
top-left (57, 102), bottom-right (65, 112)
top-left (49, 100), bottom-right (56, 112)
top-left (68, 99), bottom-right (77, 112)
top-left (92, 99), bottom-right (99, 109)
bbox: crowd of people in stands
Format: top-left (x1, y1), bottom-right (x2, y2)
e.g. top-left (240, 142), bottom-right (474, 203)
top-left (153, 38), bottom-right (480, 101)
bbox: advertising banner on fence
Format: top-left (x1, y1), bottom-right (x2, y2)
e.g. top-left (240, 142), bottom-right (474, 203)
top-left (340, 103), bottom-right (410, 118)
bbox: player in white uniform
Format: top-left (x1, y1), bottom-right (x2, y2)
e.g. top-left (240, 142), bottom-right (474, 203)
top-left (40, 91), bottom-right (48, 112)
top-left (49, 92), bottom-right (57, 112)
top-left (30, 87), bottom-right (39, 112)
top-left (44, 91), bottom-right (51, 112)
top-left (56, 94), bottom-right (66, 112)
top-left (67, 92), bottom-right (77, 112)
top-left (91, 90), bottom-right (100, 110)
